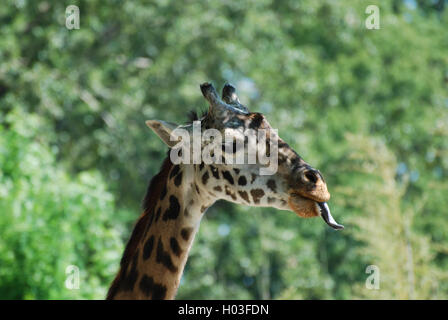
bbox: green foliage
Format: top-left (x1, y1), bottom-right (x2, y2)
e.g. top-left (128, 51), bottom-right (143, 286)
top-left (335, 134), bottom-right (448, 299)
top-left (0, 110), bottom-right (124, 299)
top-left (0, 0), bottom-right (447, 299)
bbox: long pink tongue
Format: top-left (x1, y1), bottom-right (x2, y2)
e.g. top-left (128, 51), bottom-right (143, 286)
top-left (317, 202), bottom-right (344, 230)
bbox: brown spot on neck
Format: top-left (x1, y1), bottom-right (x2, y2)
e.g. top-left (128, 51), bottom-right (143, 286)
top-left (267, 179), bottom-right (277, 192)
top-left (225, 185), bottom-right (237, 201)
top-left (181, 227), bottom-right (193, 241)
top-left (238, 190), bottom-right (250, 203)
top-left (250, 189), bottom-right (265, 204)
top-left (250, 173), bottom-right (257, 183)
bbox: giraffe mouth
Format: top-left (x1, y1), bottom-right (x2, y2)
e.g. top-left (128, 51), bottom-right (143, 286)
top-left (316, 202), bottom-right (344, 230)
top-left (288, 194), bottom-right (344, 230)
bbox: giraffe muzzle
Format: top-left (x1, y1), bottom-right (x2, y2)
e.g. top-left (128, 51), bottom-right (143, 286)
top-left (317, 202), bottom-right (344, 230)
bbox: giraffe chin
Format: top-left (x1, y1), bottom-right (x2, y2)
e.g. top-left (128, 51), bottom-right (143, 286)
top-left (288, 195), bottom-right (344, 230)
top-left (288, 194), bottom-right (320, 218)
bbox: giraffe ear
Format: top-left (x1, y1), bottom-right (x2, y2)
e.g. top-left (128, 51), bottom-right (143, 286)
top-left (146, 120), bottom-right (180, 147)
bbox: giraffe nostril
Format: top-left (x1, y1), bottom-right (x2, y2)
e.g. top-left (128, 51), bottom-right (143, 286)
top-left (304, 170), bottom-right (319, 184)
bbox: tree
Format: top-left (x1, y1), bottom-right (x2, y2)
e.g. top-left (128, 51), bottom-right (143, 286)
top-left (0, 110), bottom-right (125, 299)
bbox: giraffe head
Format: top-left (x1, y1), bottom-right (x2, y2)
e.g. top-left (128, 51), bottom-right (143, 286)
top-left (146, 82), bottom-right (343, 230)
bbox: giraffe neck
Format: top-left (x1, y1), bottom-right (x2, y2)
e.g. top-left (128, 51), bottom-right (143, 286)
top-left (107, 160), bottom-right (214, 300)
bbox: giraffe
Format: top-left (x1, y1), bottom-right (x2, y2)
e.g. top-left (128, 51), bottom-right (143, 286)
top-left (107, 82), bottom-right (343, 300)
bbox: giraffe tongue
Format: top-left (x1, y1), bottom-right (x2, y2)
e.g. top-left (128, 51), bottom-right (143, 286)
top-left (317, 202), bottom-right (344, 230)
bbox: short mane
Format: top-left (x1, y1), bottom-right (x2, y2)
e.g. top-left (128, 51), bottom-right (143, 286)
top-left (107, 155), bottom-right (173, 299)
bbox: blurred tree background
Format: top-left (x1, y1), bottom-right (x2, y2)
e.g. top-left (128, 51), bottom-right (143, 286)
top-left (0, 0), bottom-right (447, 299)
